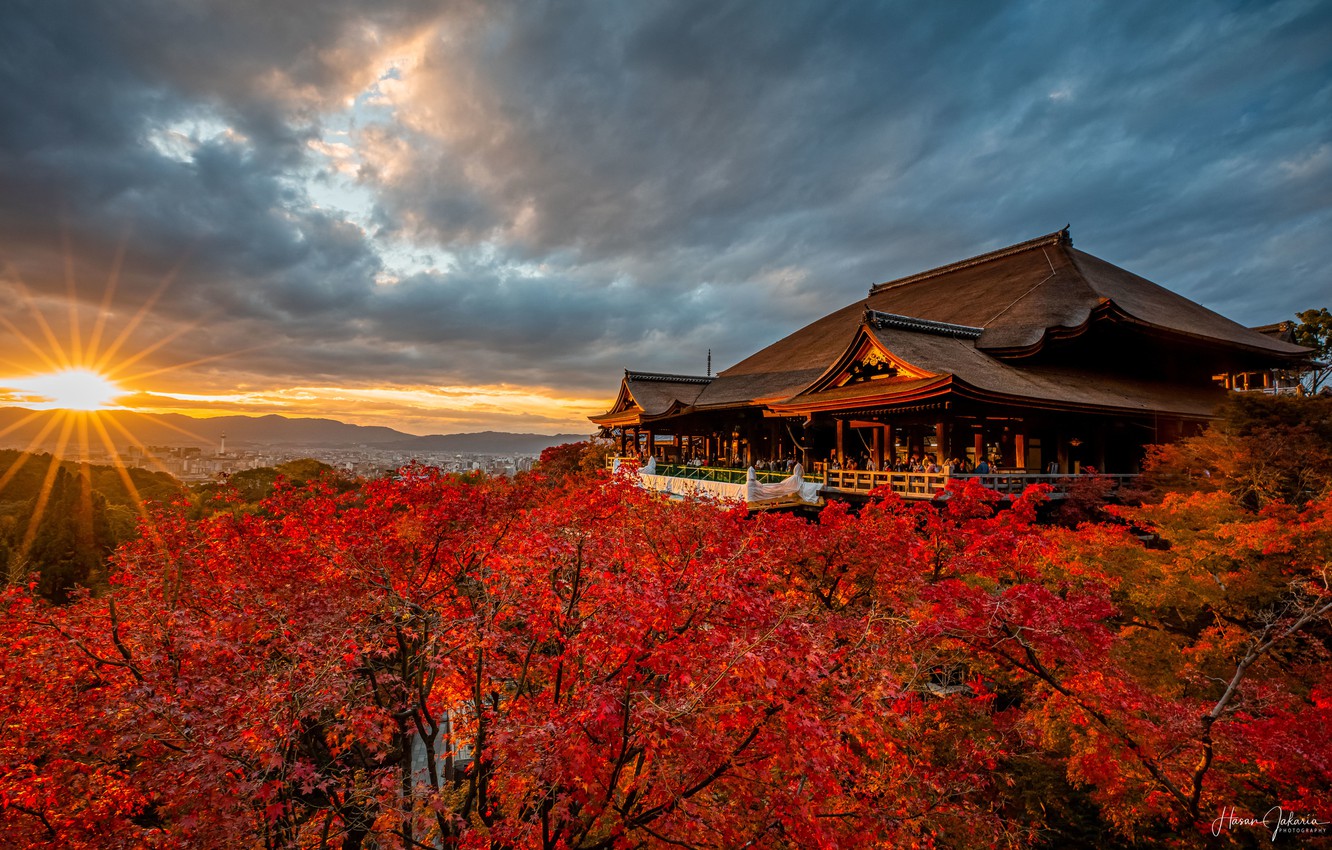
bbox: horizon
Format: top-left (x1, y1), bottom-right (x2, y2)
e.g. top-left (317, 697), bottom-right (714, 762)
top-left (0, 404), bottom-right (587, 442)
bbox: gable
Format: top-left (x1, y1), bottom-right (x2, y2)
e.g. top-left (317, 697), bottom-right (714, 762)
top-left (801, 324), bottom-right (939, 397)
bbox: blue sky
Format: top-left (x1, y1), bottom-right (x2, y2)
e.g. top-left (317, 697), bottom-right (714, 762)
top-left (0, 0), bottom-right (1328, 433)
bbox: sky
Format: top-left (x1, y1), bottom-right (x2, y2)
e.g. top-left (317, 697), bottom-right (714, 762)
top-left (0, 0), bottom-right (1329, 436)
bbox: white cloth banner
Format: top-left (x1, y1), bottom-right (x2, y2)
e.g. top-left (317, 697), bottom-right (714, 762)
top-left (636, 463), bottom-right (821, 506)
top-left (743, 464), bottom-right (821, 505)
top-left (639, 473), bottom-right (747, 502)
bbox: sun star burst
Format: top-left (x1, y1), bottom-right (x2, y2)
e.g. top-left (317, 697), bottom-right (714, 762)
top-left (10, 368), bottom-right (125, 411)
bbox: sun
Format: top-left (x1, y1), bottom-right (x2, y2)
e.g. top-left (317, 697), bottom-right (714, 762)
top-left (9, 368), bottom-right (125, 411)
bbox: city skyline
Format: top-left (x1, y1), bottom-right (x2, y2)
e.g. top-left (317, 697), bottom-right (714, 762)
top-left (1, 1), bottom-right (1329, 434)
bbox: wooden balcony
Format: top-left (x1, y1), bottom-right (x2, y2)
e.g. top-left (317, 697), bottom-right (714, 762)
top-left (826, 469), bottom-right (1140, 500)
top-left (610, 458), bottom-right (1138, 503)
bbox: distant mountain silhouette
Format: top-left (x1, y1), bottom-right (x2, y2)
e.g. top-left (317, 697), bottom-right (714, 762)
top-left (387, 431), bottom-right (588, 454)
top-left (0, 407), bottom-right (587, 455)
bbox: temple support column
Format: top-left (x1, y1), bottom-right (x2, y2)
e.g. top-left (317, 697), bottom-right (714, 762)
top-left (973, 428), bottom-right (985, 466)
top-left (886, 422), bottom-right (897, 466)
top-left (836, 418), bottom-right (845, 465)
top-left (801, 416), bottom-right (813, 470)
top-left (935, 421), bottom-right (948, 465)
top-left (1015, 430), bottom-right (1027, 471)
top-left (872, 425), bottom-right (884, 470)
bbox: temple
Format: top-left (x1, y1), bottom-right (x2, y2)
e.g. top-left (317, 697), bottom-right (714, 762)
top-left (591, 229), bottom-right (1311, 500)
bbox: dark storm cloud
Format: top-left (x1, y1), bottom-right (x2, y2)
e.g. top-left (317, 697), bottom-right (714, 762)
top-left (1, 0), bottom-right (1329, 422)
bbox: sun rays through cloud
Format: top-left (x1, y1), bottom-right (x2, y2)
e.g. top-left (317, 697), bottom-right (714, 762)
top-left (0, 243), bottom-right (211, 580)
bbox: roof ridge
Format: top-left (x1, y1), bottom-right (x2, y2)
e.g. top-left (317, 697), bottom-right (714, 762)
top-left (869, 227), bottom-right (1072, 295)
top-left (625, 370), bottom-right (714, 384)
top-left (865, 309), bottom-right (984, 339)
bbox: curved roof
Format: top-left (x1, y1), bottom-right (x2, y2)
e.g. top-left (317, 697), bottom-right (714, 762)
top-left (591, 371), bottom-right (712, 425)
top-left (867, 229), bottom-right (1307, 356)
top-left (769, 319), bottom-right (1224, 418)
top-left (692, 229), bottom-right (1308, 411)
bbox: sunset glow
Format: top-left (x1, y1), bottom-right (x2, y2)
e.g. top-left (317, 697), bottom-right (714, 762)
top-left (7, 368), bottom-right (125, 411)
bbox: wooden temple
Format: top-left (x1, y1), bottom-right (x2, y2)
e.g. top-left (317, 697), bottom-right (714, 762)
top-left (591, 229), bottom-right (1310, 494)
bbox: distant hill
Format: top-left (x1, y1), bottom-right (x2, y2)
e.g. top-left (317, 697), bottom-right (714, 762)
top-left (0, 407), bottom-right (588, 455)
top-left (389, 431), bottom-right (587, 455)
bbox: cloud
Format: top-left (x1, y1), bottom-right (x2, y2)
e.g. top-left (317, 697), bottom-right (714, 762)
top-left (0, 0), bottom-right (1330, 433)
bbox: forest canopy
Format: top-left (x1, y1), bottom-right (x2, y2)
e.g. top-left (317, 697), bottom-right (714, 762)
top-left (0, 397), bottom-right (1330, 848)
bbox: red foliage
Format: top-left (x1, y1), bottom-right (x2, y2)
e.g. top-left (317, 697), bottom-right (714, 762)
top-left (2, 468), bottom-right (1330, 847)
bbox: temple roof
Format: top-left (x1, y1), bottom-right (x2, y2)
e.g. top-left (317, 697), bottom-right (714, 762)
top-left (692, 228), bottom-right (1309, 412)
top-left (591, 371), bottom-right (713, 424)
top-left (768, 319), bottom-right (1224, 418)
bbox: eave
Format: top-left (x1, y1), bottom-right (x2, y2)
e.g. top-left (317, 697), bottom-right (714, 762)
top-left (768, 375), bottom-right (956, 416)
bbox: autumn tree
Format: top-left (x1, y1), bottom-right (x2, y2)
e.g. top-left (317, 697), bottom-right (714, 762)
top-left (3, 463), bottom-right (1330, 848)
top-left (1142, 393), bottom-right (1332, 509)
top-left (532, 440), bottom-right (614, 480)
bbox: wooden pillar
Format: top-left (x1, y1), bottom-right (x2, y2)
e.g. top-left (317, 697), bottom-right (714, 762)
top-left (872, 425), bottom-right (884, 470)
top-left (835, 418), bottom-right (845, 465)
top-left (618, 429), bottom-right (627, 455)
top-left (935, 420), bottom-right (948, 465)
top-left (1015, 430), bottom-right (1027, 471)
top-left (801, 416), bottom-right (813, 470)
top-left (633, 427), bottom-right (642, 456)
top-left (646, 429), bottom-right (655, 460)
top-left (973, 428), bottom-right (985, 465)
top-left (886, 422), bottom-right (897, 466)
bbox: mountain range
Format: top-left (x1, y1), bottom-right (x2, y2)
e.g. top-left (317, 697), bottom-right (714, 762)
top-left (0, 407), bottom-right (587, 455)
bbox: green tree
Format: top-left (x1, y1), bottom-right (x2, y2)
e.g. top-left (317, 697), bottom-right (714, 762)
top-left (20, 466), bottom-right (117, 602)
top-left (1294, 307), bottom-right (1332, 393)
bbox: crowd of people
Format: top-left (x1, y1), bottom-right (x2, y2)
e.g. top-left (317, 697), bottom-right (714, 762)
top-left (640, 452), bottom-right (1011, 476)
top-left (828, 454), bottom-right (993, 475)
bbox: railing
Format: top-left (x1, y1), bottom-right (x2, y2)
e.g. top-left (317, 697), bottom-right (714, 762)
top-left (825, 469), bottom-right (1140, 499)
top-left (610, 458), bottom-right (1140, 502)
top-left (606, 458), bottom-right (793, 485)
top-left (1233, 386), bottom-right (1302, 396)
top-left (825, 469), bottom-right (949, 498)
